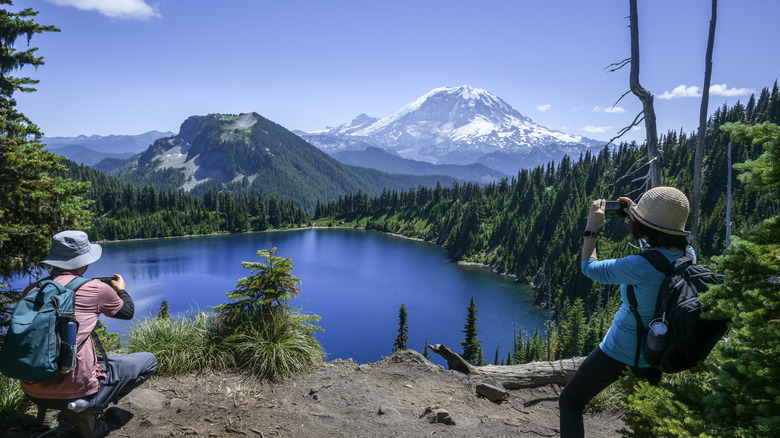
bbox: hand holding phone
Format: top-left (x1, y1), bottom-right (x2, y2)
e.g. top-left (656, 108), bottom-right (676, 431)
top-left (604, 200), bottom-right (629, 218)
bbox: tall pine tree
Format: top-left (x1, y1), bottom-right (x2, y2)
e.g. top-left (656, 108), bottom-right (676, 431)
top-left (460, 296), bottom-right (483, 365)
top-left (0, 2), bottom-right (91, 321)
top-left (394, 304), bottom-right (409, 351)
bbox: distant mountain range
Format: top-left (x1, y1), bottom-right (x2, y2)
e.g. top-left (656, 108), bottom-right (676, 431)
top-left (44, 131), bottom-right (174, 166)
top-left (47, 145), bottom-right (136, 166)
top-left (298, 85), bottom-right (602, 175)
top-left (105, 113), bottom-right (456, 211)
top-left (331, 147), bottom-right (507, 182)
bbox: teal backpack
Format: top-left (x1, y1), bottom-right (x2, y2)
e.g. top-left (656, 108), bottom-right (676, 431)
top-left (0, 276), bottom-right (89, 381)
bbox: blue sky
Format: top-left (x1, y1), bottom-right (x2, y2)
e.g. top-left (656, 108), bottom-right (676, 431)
top-left (13, 0), bottom-right (780, 145)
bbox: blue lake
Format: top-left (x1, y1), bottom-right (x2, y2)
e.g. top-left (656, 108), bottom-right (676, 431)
top-left (52, 228), bottom-right (549, 365)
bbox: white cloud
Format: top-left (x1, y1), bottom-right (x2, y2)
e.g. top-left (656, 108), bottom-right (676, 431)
top-left (537, 104), bottom-right (552, 112)
top-left (571, 105), bottom-right (584, 112)
top-left (45, 0), bottom-right (160, 20)
top-left (709, 84), bottom-right (755, 97)
top-left (583, 125), bottom-right (613, 134)
top-left (592, 105), bottom-right (626, 114)
top-left (658, 85), bottom-right (701, 99)
top-left (658, 83), bottom-right (755, 100)
top-left (604, 106), bottom-right (626, 114)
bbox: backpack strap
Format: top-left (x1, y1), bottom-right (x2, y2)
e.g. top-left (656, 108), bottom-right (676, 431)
top-left (626, 284), bottom-right (644, 371)
top-left (62, 277), bottom-right (108, 363)
top-left (627, 250), bottom-right (672, 371)
top-left (63, 276), bottom-right (90, 294)
top-left (638, 250), bottom-right (673, 276)
top-left (91, 331), bottom-right (109, 365)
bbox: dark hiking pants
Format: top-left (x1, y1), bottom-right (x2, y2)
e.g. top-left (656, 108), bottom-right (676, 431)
top-left (558, 346), bottom-right (661, 437)
top-left (28, 352), bottom-right (158, 412)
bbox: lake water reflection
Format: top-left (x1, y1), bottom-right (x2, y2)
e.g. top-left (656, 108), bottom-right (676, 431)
top-left (78, 229), bottom-right (549, 365)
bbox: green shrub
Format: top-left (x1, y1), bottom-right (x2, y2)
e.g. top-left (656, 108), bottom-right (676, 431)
top-left (214, 247), bottom-right (324, 380)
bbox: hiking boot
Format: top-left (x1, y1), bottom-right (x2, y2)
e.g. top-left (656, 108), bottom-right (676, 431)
top-left (61, 409), bottom-right (105, 438)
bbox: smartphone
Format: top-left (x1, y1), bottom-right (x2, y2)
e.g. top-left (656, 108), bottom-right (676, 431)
top-left (604, 200), bottom-right (628, 218)
top-left (92, 276), bottom-right (117, 283)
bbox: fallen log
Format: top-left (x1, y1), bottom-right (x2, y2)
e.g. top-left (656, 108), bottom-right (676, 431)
top-left (476, 357), bottom-right (585, 389)
top-left (428, 344), bottom-right (585, 389)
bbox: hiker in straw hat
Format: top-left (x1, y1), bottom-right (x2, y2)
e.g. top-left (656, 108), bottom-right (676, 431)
top-left (559, 187), bottom-right (693, 437)
top-left (19, 230), bottom-right (157, 437)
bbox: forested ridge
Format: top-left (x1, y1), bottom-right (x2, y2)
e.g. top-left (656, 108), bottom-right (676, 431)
top-left (62, 160), bottom-right (308, 240)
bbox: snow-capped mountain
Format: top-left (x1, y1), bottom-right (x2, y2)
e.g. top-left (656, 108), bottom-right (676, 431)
top-left (299, 85), bottom-right (601, 175)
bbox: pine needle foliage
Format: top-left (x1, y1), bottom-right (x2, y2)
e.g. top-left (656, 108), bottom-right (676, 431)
top-left (394, 304), bottom-right (409, 351)
top-left (460, 296), bottom-right (483, 365)
top-left (0, 2), bottom-right (91, 282)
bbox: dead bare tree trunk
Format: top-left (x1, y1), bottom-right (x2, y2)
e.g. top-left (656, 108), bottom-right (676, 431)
top-left (476, 358), bottom-right (586, 389)
top-left (629, 0), bottom-right (662, 188)
top-left (691, 0), bottom-right (718, 249)
top-left (428, 344), bottom-right (585, 388)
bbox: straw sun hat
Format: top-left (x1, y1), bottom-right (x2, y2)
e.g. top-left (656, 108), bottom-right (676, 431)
top-left (629, 187), bottom-right (691, 236)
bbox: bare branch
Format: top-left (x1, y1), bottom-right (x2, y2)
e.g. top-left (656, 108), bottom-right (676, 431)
top-left (612, 90), bottom-right (632, 108)
top-left (604, 111), bottom-right (645, 148)
top-left (606, 155), bottom-right (653, 191)
top-left (605, 58), bottom-right (631, 72)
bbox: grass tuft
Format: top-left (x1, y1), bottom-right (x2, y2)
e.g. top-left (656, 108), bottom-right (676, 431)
top-left (126, 311), bottom-right (233, 375)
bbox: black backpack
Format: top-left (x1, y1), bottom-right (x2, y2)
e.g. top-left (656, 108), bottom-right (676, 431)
top-left (627, 249), bottom-right (730, 373)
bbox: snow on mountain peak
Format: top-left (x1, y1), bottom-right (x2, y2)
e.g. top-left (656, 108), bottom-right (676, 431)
top-left (302, 85), bottom-right (600, 172)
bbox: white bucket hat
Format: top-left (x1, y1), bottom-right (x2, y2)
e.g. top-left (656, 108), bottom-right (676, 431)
top-left (41, 230), bottom-right (102, 270)
top-left (629, 187), bottom-right (691, 236)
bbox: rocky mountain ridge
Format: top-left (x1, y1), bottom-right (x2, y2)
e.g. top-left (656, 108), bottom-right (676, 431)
top-left (110, 113), bottom-right (455, 211)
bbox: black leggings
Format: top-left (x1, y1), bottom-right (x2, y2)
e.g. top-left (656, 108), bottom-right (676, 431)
top-left (559, 346), bottom-right (661, 437)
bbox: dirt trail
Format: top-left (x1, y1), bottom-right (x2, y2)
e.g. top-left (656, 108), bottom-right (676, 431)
top-left (3, 351), bottom-right (625, 437)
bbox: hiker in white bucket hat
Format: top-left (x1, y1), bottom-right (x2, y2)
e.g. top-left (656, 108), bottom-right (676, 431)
top-left (19, 231), bottom-right (157, 437)
top-left (559, 187), bottom-right (693, 437)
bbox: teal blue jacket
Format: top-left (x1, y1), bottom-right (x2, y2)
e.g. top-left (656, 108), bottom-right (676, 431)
top-left (581, 246), bottom-right (694, 367)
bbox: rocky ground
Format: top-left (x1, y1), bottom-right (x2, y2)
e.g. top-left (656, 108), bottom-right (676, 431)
top-left (3, 351), bottom-right (626, 437)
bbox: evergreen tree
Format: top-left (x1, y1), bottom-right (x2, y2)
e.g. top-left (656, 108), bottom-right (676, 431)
top-left (157, 300), bottom-right (170, 319)
top-left (423, 337), bottom-right (430, 360)
top-left (556, 298), bottom-right (586, 359)
top-left (394, 304), bottom-right (409, 351)
top-left (460, 296), bottom-right (483, 365)
top-left (0, 2), bottom-right (91, 332)
top-left (0, 2), bottom-right (91, 283)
